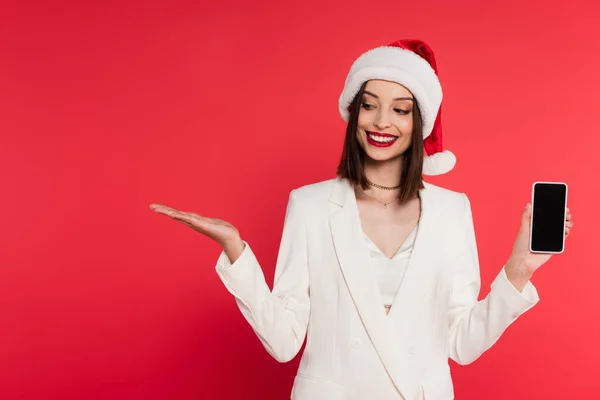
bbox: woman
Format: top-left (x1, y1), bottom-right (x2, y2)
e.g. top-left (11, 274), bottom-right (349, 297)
top-left (150, 39), bottom-right (573, 400)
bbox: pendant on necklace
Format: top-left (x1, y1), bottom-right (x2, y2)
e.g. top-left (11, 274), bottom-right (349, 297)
top-left (383, 204), bottom-right (388, 209)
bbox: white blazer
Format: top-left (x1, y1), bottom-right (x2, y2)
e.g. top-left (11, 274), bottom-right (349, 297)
top-left (215, 177), bottom-right (539, 400)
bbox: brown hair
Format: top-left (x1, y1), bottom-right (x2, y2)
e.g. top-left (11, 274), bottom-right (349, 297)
top-left (336, 80), bottom-right (425, 204)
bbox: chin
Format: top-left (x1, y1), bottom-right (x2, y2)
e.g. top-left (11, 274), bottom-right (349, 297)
top-left (364, 150), bottom-right (404, 162)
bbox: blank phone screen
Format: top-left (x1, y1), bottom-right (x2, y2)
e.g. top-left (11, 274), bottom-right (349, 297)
top-left (531, 183), bottom-right (567, 252)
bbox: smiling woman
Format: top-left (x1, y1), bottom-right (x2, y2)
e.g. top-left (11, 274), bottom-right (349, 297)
top-left (337, 79), bottom-right (426, 205)
top-left (150, 38), bottom-right (574, 400)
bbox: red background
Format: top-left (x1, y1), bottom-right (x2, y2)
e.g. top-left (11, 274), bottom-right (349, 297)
top-left (1, 0), bottom-right (598, 398)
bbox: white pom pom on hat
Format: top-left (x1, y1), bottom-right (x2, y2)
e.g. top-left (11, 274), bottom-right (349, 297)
top-left (338, 39), bottom-right (456, 176)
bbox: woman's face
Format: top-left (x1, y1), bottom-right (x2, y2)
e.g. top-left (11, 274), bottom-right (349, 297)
top-left (356, 79), bottom-right (415, 162)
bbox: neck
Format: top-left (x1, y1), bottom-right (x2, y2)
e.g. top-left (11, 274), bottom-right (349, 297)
top-left (363, 156), bottom-right (404, 189)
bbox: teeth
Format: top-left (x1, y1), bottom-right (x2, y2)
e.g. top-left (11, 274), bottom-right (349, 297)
top-left (368, 133), bottom-right (397, 143)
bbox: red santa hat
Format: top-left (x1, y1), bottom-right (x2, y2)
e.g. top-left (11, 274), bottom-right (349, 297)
top-left (338, 39), bottom-right (456, 175)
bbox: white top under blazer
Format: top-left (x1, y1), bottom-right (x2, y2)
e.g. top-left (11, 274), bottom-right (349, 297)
top-left (364, 225), bottom-right (418, 306)
top-left (215, 177), bottom-right (539, 400)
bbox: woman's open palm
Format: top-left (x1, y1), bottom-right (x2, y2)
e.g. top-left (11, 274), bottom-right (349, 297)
top-left (149, 203), bottom-right (240, 246)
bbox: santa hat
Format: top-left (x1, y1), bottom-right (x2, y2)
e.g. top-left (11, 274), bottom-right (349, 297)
top-left (338, 39), bottom-right (456, 175)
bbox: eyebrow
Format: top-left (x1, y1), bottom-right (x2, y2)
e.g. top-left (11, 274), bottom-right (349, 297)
top-left (363, 90), bottom-right (414, 101)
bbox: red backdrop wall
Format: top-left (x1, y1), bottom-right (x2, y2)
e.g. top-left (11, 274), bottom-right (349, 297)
top-left (1, 0), bottom-right (598, 398)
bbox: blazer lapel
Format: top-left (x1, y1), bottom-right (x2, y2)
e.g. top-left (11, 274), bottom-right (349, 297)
top-left (329, 176), bottom-right (390, 350)
top-left (329, 177), bottom-right (436, 398)
top-left (387, 181), bottom-right (439, 326)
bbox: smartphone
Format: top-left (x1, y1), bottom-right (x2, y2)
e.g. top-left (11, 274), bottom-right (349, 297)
top-left (529, 181), bottom-right (568, 254)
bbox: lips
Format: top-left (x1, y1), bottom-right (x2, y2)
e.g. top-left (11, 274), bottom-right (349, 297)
top-left (366, 131), bottom-right (399, 148)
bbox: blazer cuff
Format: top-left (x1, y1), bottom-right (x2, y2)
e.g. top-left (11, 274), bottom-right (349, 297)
top-left (215, 240), bottom-right (260, 296)
top-left (492, 266), bottom-right (540, 314)
top-left (216, 240), bottom-right (251, 269)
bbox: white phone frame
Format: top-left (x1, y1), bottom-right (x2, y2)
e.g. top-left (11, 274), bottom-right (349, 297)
top-left (529, 181), bottom-right (568, 254)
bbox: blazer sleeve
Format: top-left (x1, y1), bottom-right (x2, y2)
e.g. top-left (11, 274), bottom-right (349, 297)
top-left (214, 189), bottom-right (310, 363)
top-left (447, 193), bottom-right (540, 365)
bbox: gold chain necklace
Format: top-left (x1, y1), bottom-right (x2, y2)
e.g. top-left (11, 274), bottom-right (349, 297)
top-left (359, 186), bottom-right (400, 209)
top-left (366, 178), bottom-right (401, 190)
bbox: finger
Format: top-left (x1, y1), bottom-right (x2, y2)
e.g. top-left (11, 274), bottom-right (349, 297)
top-left (566, 213), bottom-right (572, 221)
top-left (151, 205), bottom-right (187, 219)
top-left (164, 212), bottom-right (203, 229)
top-left (150, 203), bottom-right (165, 211)
top-left (178, 219), bottom-right (195, 229)
top-left (151, 204), bottom-right (179, 214)
top-left (188, 212), bottom-right (208, 220)
top-left (175, 213), bottom-right (212, 231)
top-left (156, 207), bottom-right (191, 222)
top-left (171, 211), bottom-right (195, 223)
top-left (151, 205), bottom-right (213, 230)
top-left (152, 206), bottom-right (206, 221)
top-left (152, 206), bottom-right (178, 217)
top-left (523, 203), bottom-right (532, 220)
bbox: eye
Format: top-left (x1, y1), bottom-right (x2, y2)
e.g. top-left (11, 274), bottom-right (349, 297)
top-left (394, 108), bottom-right (410, 115)
top-left (361, 102), bottom-right (374, 110)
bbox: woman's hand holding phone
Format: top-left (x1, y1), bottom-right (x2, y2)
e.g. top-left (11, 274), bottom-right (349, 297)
top-left (149, 203), bottom-right (246, 263)
top-left (505, 203), bottom-right (573, 292)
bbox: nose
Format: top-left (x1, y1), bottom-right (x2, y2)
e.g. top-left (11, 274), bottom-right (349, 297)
top-left (374, 109), bottom-right (392, 130)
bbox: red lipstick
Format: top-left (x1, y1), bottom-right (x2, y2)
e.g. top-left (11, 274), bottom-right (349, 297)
top-left (365, 131), bottom-right (399, 148)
